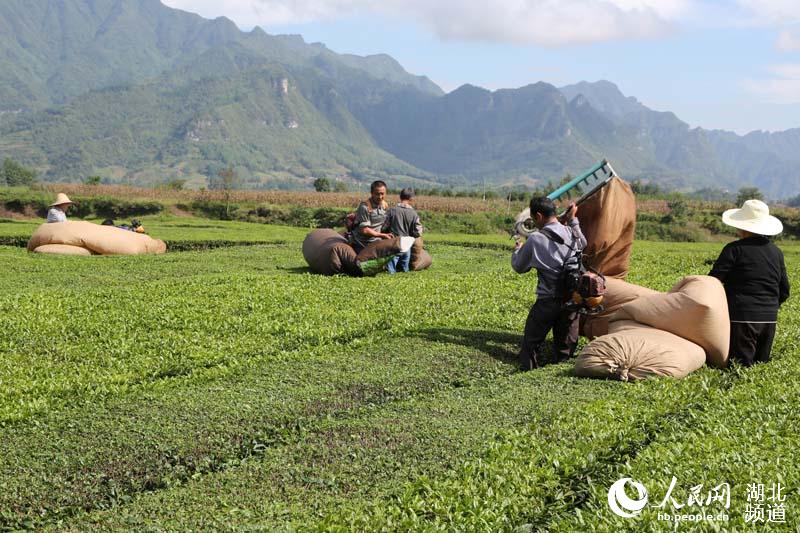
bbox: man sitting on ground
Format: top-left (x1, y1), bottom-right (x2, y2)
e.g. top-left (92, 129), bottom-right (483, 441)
top-left (46, 193), bottom-right (74, 223)
top-left (382, 187), bottom-right (423, 273)
top-left (351, 180), bottom-right (393, 253)
top-left (512, 197), bottom-right (586, 370)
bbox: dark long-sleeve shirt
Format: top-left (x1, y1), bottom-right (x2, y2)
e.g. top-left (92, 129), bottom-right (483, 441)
top-left (382, 203), bottom-right (423, 238)
top-left (709, 235), bottom-right (790, 322)
top-left (512, 219), bottom-right (587, 297)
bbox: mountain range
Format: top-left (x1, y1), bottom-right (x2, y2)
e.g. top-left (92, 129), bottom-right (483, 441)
top-left (1, 0), bottom-right (799, 197)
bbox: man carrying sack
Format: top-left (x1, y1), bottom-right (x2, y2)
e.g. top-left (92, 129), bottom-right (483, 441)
top-left (512, 197), bottom-right (587, 370)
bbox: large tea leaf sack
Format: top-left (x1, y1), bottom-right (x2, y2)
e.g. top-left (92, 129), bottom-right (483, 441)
top-left (575, 320), bottom-right (706, 381)
top-left (355, 237), bottom-right (403, 262)
top-left (581, 277), bottom-right (661, 339)
top-left (302, 230), bottom-right (432, 276)
top-left (356, 237), bottom-right (418, 275)
top-left (410, 238), bottom-right (432, 271)
top-left (28, 222), bottom-right (166, 255)
top-left (578, 177), bottom-right (636, 279)
top-left (302, 229), bottom-right (360, 276)
top-left (31, 244), bottom-right (93, 256)
top-left (612, 275), bottom-right (730, 368)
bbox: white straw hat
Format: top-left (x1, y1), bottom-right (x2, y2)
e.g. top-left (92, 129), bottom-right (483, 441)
top-left (49, 193), bottom-right (74, 207)
top-left (721, 199), bottom-right (783, 236)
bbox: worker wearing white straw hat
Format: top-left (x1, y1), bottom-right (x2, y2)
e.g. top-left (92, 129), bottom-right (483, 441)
top-left (709, 199), bottom-right (790, 367)
top-left (46, 193), bottom-right (74, 223)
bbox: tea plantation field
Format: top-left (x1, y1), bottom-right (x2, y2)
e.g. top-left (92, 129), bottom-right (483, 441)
top-left (0, 217), bottom-right (798, 531)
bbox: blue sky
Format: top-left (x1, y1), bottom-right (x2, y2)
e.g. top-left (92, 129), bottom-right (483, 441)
top-left (162, 0), bottom-right (800, 134)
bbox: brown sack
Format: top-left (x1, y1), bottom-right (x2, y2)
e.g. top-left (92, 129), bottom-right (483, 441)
top-left (302, 229), bottom-right (358, 275)
top-left (411, 249), bottom-right (433, 271)
top-left (581, 277), bottom-right (661, 338)
top-left (410, 238), bottom-right (432, 271)
top-left (577, 177), bottom-right (636, 279)
top-left (27, 222), bottom-right (166, 255)
top-left (614, 275), bottom-right (729, 368)
top-left (575, 320), bottom-right (706, 381)
top-left (355, 238), bottom-right (402, 263)
top-left (330, 243), bottom-right (360, 276)
top-left (33, 244), bottom-right (93, 256)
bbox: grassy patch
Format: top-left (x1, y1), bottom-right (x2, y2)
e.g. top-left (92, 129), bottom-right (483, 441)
top-left (0, 222), bottom-right (797, 530)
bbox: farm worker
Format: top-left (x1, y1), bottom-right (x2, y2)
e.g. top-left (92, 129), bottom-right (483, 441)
top-left (709, 199), bottom-right (790, 367)
top-left (350, 180), bottom-right (393, 254)
top-left (46, 193), bottom-right (74, 223)
top-left (382, 187), bottom-right (423, 273)
top-left (512, 196), bottom-right (586, 370)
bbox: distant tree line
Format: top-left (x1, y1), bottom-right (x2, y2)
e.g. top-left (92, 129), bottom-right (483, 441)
top-left (0, 158), bottom-right (37, 187)
top-left (313, 177), bottom-right (349, 193)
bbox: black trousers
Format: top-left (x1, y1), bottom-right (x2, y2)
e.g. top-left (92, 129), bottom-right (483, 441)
top-left (519, 297), bottom-right (579, 370)
top-left (729, 322), bottom-right (777, 367)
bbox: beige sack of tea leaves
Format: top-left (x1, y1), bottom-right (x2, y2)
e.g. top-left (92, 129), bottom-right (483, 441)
top-left (581, 277), bottom-right (661, 339)
top-left (612, 275), bottom-right (729, 368)
top-left (575, 320), bottom-right (706, 381)
top-left (28, 222), bottom-right (166, 255)
top-left (32, 244), bottom-right (93, 256)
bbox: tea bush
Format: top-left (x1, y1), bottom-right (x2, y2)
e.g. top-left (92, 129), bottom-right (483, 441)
top-left (0, 221), bottom-right (797, 530)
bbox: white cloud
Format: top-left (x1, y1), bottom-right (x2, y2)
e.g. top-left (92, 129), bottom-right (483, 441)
top-left (737, 0), bottom-right (800, 24)
top-left (776, 29), bottom-right (800, 51)
top-left (769, 63), bottom-right (800, 78)
top-left (744, 62), bottom-right (800, 104)
top-left (162, 0), bottom-right (692, 45)
top-left (743, 79), bottom-right (800, 104)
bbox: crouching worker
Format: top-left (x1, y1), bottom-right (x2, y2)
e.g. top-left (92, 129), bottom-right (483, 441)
top-left (46, 193), bottom-right (74, 223)
top-left (709, 199), bottom-right (790, 367)
top-left (102, 219), bottom-right (146, 233)
top-left (512, 197), bottom-right (586, 370)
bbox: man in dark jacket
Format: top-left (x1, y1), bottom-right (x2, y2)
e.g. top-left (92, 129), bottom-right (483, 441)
top-left (709, 199), bottom-right (790, 366)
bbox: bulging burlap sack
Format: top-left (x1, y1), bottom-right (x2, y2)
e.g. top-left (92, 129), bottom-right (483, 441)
top-left (410, 238), bottom-right (432, 271)
top-left (613, 275), bottom-right (729, 368)
top-left (575, 320), bottom-right (706, 381)
top-left (581, 277), bottom-right (661, 338)
top-left (356, 238), bottom-right (407, 276)
top-left (302, 231), bottom-right (432, 276)
top-left (27, 222), bottom-right (166, 255)
top-left (33, 244), bottom-right (93, 256)
top-left (355, 238), bottom-right (402, 262)
top-left (578, 177), bottom-right (636, 279)
top-left (302, 229), bottom-right (359, 275)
